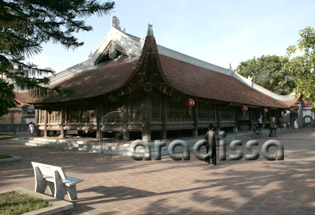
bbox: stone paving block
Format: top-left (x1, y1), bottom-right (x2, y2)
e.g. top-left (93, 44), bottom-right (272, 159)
top-left (0, 128), bottom-right (315, 215)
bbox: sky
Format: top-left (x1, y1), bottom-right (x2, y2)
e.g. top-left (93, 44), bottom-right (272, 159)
top-left (28, 0), bottom-right (315, 73)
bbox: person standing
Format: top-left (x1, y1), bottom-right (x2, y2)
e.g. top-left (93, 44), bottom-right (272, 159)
top-left (271, 116), bottom-right (276, 124)
top-left (204, 124), bottom-right (218, 165)
top-left (29, 122), bottom-right (35, 136)
top-left (294, 118), bottom-right (299, 131)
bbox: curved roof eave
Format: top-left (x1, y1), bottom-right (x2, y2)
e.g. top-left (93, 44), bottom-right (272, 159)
top-left (234, 73), bottom-right (296, 101)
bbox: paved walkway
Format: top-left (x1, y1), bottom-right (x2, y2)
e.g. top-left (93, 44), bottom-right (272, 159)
top-left (0, 128), bottom-right (314, 215)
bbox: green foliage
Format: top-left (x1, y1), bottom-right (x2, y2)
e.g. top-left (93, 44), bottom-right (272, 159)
top-left (0, 191), bottom-right (51, 215)
top-left (283, 26), bottom-right (315, 107)
top-left (235, 55), bottom-right (296, 95)
top-left (0, 78), bottom-right (15, 116)
top-left (0, 154), bottom-right (12, 159)
top-left (0, 0), bottom-right (114, 116)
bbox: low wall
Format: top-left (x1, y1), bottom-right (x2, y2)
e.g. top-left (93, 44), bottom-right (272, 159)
top-left (0, 124), bottom-right (29, 133)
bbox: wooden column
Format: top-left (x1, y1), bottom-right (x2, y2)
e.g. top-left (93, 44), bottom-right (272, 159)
top-left (95, 102), bottom-right (103, 139)
top-left (35, 109), bottom-right (40, 136)
top-left (60, 109), bottom-right (65, 138)
top-left (161, 96), bottom-right (167, 140)
top-left (215, 105), bottom-right (221, 132)
top-left (193, 103), bottom-right (198, 137)
top-left (234, 107), bottom-right (239, 133)
top-left (44, 110), bottom-right (48, 137)
top-left (142, 93), bottom-right (151, 142)
top-left (249, 108), bottom-right (253, 130)
top-left (10, 111), bottom-right (14, 124)
top-left (122, 100), bottom-right (130, 141)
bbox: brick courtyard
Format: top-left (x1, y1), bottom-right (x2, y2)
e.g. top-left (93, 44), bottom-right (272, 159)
top-left (0, 128), bottom-right (315, 215)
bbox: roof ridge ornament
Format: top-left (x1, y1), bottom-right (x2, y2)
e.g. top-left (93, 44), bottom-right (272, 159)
top-left (111, 16), bottom-right (121, 30)
top-left (88, 51), bottom-right (93, 59)
top-left (139, 37), bottom-right (145, 47)
top-left (147, 22), bottom-right (154, 36)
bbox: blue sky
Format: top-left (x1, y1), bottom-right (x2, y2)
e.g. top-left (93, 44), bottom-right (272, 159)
top-left (29, 0), bottom-right (315, 73)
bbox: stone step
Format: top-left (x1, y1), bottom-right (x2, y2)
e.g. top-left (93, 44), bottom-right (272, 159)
top-left (7, 128), bottom-right (295, 157)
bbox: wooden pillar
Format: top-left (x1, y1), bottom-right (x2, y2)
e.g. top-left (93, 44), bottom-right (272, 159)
top-left (193, 103), bottom-right (198, 137)
top-left (123, 100), bottom-right (130, 141)
top-left (161, 96), bottom-right (167, 140)
top-left (35, 109), bottom-right (40, 136)
top-left (249, 108), bottom-right (253, 130)
top-left (60, 109), bottom-right (65, 138)
top-left (234, 107), bottom-right (239, 133)
top-left (10, 111), bottom-right (14, 124)
top-left (95, 102), bottom-right (103, 139)
top-left (216, 105), bottom-right (221, 132)
top-left (142, 93), bottom-right (151, 142)
top-left (44, 110), bottom-right (48, 137)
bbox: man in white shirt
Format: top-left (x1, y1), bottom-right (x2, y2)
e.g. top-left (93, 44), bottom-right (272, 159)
top-left (29, 122), bottom-right (35, 136)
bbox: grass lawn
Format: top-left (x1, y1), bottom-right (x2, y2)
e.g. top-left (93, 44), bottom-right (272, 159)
top-left (0, 134), bottom-right (13, 138)
top-left (0, 154), bottom-right (12, 159)
top-left (0, 191), bottom-right (51, 215)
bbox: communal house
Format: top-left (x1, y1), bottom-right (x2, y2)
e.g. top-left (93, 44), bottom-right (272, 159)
top-left (16, 17), bottom-right (298, 141)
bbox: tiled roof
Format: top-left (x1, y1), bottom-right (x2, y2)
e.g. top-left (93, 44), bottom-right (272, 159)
top-left (158, 54), bottom-right (298, 108)
top-left (14, 27), bottom-right (298, 108)
top-left (15, 60), bottom-right (138, 104)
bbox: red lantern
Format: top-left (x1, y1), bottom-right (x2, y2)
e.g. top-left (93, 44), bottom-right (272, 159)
top-left (283, 109), bottom-right (287, 114)
top-left (240, 105), bottom-right (248, 115)
top-left (263, 108), bottom-right (268, 115)
top-left (185, 98), bottom-right (195, 108)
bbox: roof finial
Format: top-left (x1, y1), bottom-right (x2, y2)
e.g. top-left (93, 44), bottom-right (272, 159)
top-left (88, 50), bottom-right (93, 59)
top-left (111, 16), bottom-right (121, 30)
top-left (147, 22), bottom-right (154, 36)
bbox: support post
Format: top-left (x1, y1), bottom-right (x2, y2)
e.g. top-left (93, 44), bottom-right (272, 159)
top-left (44, 110), bottom-right (48, 137)
top-left (215, 105), bottom-right (221, 132)
top-left (193, 103), bottom-right (198, 137)
top-left (161, 96), bottom-right (167, 140)
top-left (142, 93), bottom-right (151, 142)
top-left (10, 110), bottom-right (14, 124)
top-left (234, 107), bottom-right (239, 133)
top-left (95, 103), bottom-right (103, 139)
top-left (60, 109), bottom-right (65, 138)
top-left (123, 101), bottom-right (130, 141)
top-left (35, 109), bottom-right (40, 136)
top-left (249, 108), bottom-right (253, 131)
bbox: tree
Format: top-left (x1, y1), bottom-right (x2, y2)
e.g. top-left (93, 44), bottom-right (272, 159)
top-left (235, 55), bottom-right (296, 95)
top-left (0, 78), bottom-right (15, 116)
top-left (0, 0), bottom-right (114, 116)
top-left (283, 26), bottom-right (315, 107)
